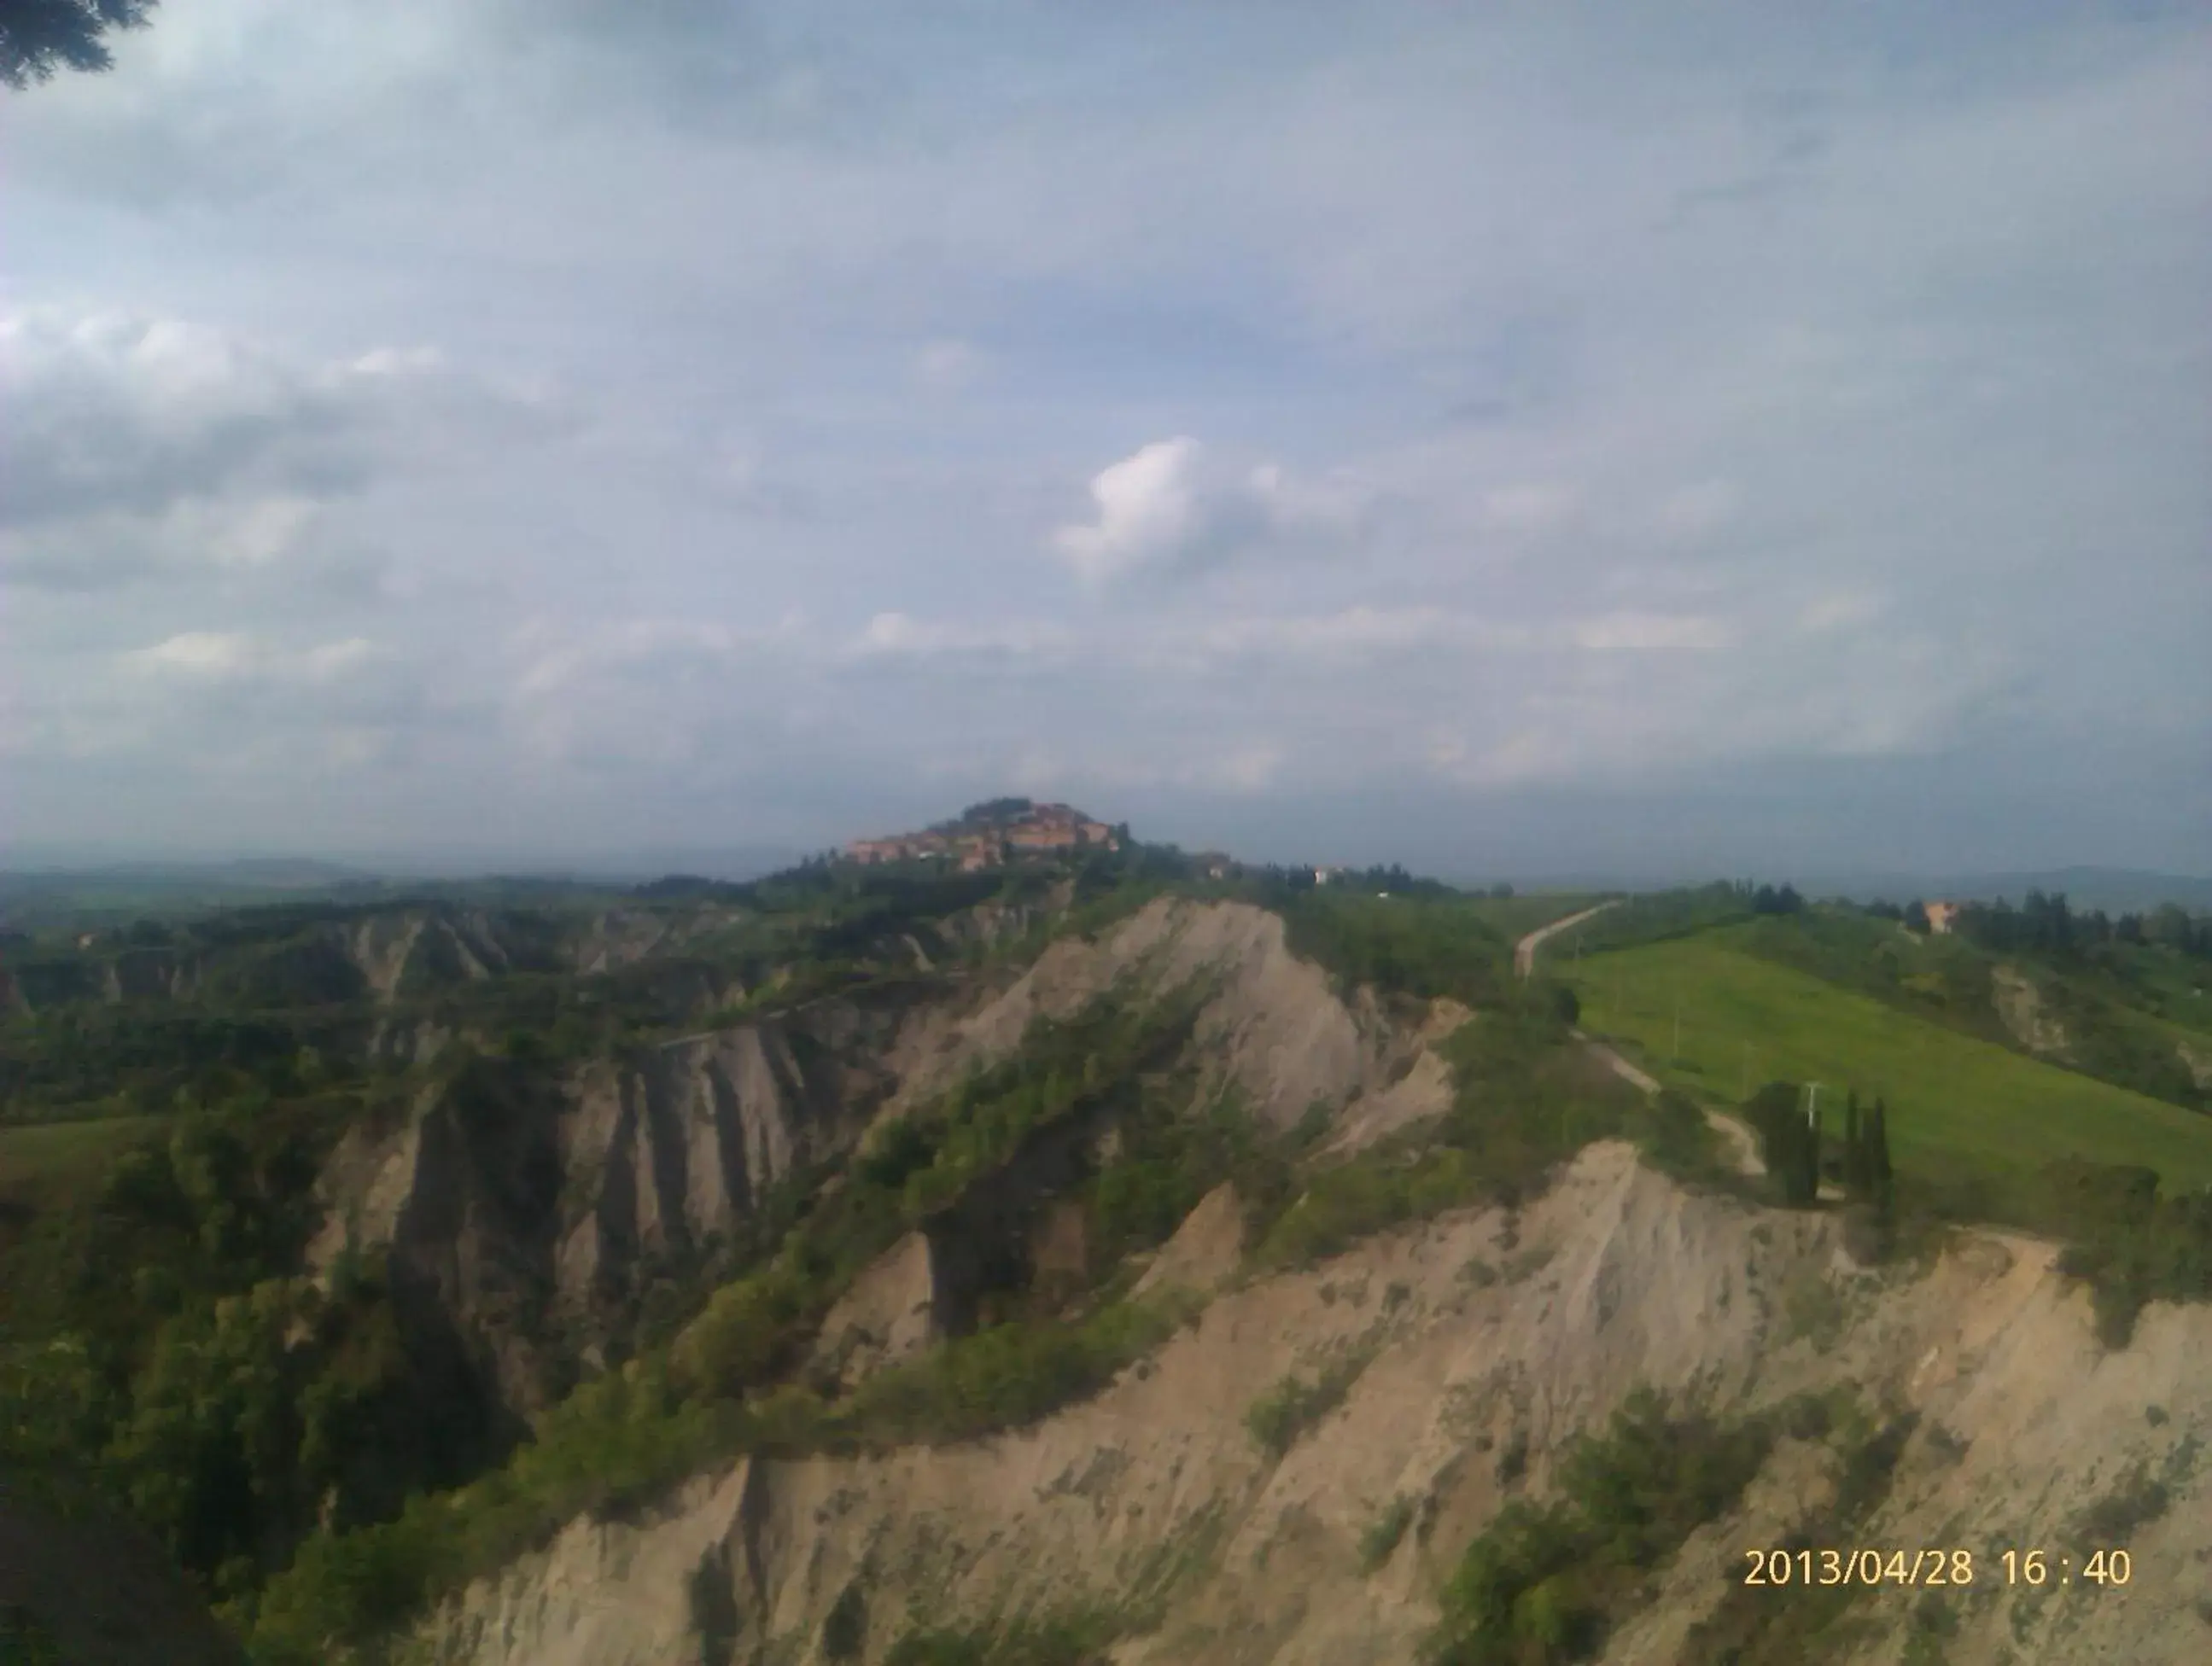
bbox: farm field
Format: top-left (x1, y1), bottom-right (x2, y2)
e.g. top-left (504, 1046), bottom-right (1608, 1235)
top-left (1565, 935), bottom-right (2212, 1212)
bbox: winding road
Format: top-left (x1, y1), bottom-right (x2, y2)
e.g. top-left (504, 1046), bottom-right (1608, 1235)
top-left (1512, 900), bottom-right (1619, 978)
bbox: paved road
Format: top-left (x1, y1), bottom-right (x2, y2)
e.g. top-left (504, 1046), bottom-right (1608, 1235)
top-left (1513, 900), bottom-right (1620, 978)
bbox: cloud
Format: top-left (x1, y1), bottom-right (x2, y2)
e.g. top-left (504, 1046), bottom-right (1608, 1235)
top-left (0, 308), bottom-right (377, 531)
top-left (122, 631), bottom-right (259, 679)
top-left (0, 4), bottom-right (2203, 871)
top-left (1049, 437), bottom-right (1372, 585)
top-left (911, 338), bottom-right (986, 391)
top-left (120, 630), bottom-right (388, 684)
top-left (844, 611), bottom-right (1068, 663)
top-left (1569, 612), bottom-right (1735, 651)
top-left (0, 305), bottom-right (557, 596)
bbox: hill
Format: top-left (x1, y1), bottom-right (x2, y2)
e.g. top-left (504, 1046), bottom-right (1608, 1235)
top-left (3, 835), bottom-right (2209, 1664)
top-left (1565, 933), bottom-right (2212, 1226)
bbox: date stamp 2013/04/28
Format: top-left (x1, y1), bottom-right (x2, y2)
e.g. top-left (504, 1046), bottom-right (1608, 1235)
top-left (1742, 1547), bottom-right (2135, 1588)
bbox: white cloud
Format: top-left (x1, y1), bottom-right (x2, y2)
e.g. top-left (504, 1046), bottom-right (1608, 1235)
top-left (120, 631), bottom-right (388, 684)
top-left (911, 337), bottom-right (986, 391)
top-left (124, 631), bottom-right (259, 678)
top-left (845, 611), bottom-right (1068, 662)
top-left (1569, 612), bottom-right (1735, 651)
top-left (212, 496), bottom-right (320, 568)
top-left (1, 6), bottom-right (2203, 867)
top-left (1050, 437), bottom-right (1373, 585)
top-left (1051, 437), bottom-right (1209, 584)
top-left (300, 637), bottom-right (380, 681)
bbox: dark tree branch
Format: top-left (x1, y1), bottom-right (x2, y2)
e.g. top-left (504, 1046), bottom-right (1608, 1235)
top-left (0, 0), bottom-right (155, 90)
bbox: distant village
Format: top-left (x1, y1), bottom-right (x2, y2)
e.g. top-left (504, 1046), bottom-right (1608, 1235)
top-left (843, 799), bottom-right (1123, 871)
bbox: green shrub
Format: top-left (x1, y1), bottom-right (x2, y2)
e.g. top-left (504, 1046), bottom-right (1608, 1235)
top-left (1276, 892), bottom-right (1512, 1006)
top-left (1361, 1494), bottom-right (1416, 1571)
top-left (821, 1579), bottom-right (867, 1659)
top-left (1432, 1389), bottom-right (1771, 1665)
top-left (1245, 1348), bottom-right (1373, 1458)
top-left (2071, 1462), bottom-right (2170, 1544)
top-left (2046, 1160), bottom-right (2212, 1347)
top-left (885, 1611), bottom-right (1122, 1665)
top-left (839, 1295), bottom-right (1192, 1448)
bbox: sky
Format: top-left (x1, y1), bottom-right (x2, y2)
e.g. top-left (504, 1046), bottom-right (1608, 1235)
top-left (3, 0), bottom-right (2208, 879)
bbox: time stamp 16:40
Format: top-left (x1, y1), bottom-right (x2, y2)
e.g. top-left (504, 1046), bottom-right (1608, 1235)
top-left (1742, 1547), bottom-right (2134, 1589)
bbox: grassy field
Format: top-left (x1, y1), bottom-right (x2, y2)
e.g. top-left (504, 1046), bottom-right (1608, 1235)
top-left (1566, 937), bottom-right (2212, 1213)
top-left (0, 1116), bottom-right (163, 1206)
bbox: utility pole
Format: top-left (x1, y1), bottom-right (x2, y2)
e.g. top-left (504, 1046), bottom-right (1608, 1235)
top-left (1672, 985), bottom-right (1682, 1061)
top-left (1741, 1042), bottom-right (1752, 1099)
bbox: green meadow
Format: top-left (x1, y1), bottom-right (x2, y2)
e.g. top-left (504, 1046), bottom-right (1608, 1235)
top-left (0, 1115), bottom-right (165, 1206)
top-left (1566, 935), bottom-right (2212, 1215)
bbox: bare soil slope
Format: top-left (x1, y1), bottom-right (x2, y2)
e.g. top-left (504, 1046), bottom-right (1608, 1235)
top-left (408, 1142), bottom-right (2212, 1666)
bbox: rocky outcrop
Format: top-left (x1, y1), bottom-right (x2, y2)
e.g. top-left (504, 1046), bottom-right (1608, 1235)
top-left (552, 1008), bottom-right (902, 1325)
top-left (1131, 1181), bottom-right (1245, 1300)
top-left (1993, 963), bottom-right (2069, 1057)
top-left (889, 898), bottom-right (1395, 1131)
top-left (408, 1142), bottom-right (2212, 1666)
top-left (808, 1232), bottom-right (949, 1389)
top-left (2179, 1040), bottom-right (2212, 1092)
top-left (104, 947), bottom-right (197, 1001)
top-left (310, 996), bottom-right (920, 1418)
top-left (571, 907), bottom-right (745, 976)
top-left (342, 909), bottom-right (560, 1003)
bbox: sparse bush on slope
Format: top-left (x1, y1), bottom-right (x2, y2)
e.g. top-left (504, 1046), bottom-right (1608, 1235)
top-left (1431, 1388), bottom-right (1772, 1665)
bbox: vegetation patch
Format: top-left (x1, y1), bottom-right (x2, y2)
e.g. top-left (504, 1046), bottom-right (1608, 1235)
top-left (884, 1609), bottom-right (1124, 1665)
top-left (2069, 1460), bottom-right (2170, 1545)
top-left (2046, 1159), bottom-right (2212, 1348)
top-left (1245, 1343), bottom-right (1376, 1459)
top-left (1360, 1494), bottom-right (1417, 1571)
top-left (1429, 1388), bottom-right (1773, 1664)
top-left (1680, 1401), bottom-right (1921, 1665)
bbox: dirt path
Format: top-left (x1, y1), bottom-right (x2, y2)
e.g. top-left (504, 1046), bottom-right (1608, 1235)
top-left (1513, 900), bottom-right (1619, 978)
top-left (1573, 1028), bottom-right (1765, 1179)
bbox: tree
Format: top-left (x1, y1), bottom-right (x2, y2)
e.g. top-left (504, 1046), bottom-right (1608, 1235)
top-left (1, 0), bottom-right (155, 88)
top-left (1743, 1081), bottom-right (1818, 1208)
top-left (1902, 899), bottom-right (1930, 935)
top-left (1868, 1097), bottom-right (1894, 1214)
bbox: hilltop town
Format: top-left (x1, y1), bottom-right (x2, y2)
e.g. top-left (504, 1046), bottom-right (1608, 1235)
top-left (843, 797), bottom-right (1122, 870)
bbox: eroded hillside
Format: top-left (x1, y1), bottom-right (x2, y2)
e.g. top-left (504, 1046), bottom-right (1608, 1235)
top-left (401, 1141), bottom-right (2212, 1666)
top-left (9, 858), bottom-right (2211, 1666)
